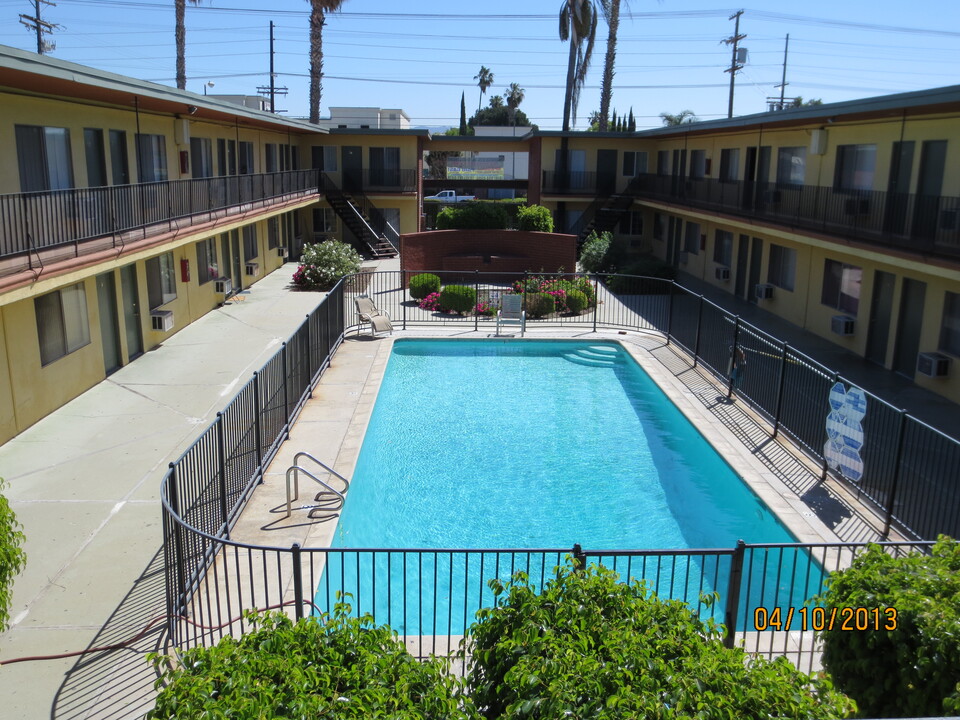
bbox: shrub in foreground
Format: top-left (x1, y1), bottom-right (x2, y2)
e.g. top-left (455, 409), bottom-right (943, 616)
top-left (468, 562), bottom-right (854, 720)
top-left (523, 292), bottom-right (555, 318)
top-left (819, 536), bottom-right (960, 717)
top-left (515, 204), bottom-right (554, 232)
top-left (579, 229), bottom-right (612, 272)
top-left (439, 284), bottom-right (476, 314)
top-left (148, 608), bottom-right (477, 719)
top-left (409, 272), bottom-right (441, 300)
top-left (436, 203), bottom-right (509, 230)
top-left (565, 288), bottom-right (588, 314)
top-left (0, 477), bottom-right (27, 632)
top-left (293, 240), bottom-right (362, 290)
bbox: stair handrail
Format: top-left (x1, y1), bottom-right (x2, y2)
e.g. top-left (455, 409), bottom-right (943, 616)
top-left (320, 173), bottom-right (395, 254)
top-left (286, 451), bottom-right (350, 518)
top-left (571, 172), bottom-right (648, 241)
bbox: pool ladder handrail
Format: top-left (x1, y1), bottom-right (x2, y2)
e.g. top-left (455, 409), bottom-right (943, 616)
top-left (285, 451), bottom-right (350, 519)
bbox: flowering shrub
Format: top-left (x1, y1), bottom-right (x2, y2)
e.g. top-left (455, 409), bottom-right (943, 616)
top-left (509, 274), bottom-right (596, 315)
top-left (418, 292), bottom-right (442, 311)
top-left (524, 292), bottom-right (556, 318)
top-left (292, 240), bottom-right (362, 290)
top-left (475, 300), bottom-right (497, 316)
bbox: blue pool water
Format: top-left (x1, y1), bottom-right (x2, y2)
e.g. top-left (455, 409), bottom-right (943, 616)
top-left (316, 339), bottom-right (820, 633)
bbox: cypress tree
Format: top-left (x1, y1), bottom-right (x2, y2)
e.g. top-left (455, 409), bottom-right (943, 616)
top-left (459, 92), bottom-right (468, 135)
top-left (628, 107), bottom-right (636, 132)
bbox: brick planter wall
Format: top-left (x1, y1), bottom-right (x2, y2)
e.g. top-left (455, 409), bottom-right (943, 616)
top-left (400, 229), bottom-right (577, 283)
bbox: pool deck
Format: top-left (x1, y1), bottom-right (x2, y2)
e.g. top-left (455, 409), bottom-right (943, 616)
top-left (0, 254), bottom-right (925, 719)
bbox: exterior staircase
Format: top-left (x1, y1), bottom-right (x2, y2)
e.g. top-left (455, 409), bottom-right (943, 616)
top-left (571, 174), bottom-right (646, 245)
top-left (321, 174), bottom-right (398, 259)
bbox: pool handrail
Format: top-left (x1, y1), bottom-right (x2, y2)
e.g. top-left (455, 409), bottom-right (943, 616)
top-left (285, 451), bottom-right (350, 518)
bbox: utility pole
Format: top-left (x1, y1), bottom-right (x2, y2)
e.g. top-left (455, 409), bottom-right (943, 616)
top-left (723, 10), bottom-right (746, 119)
top-left (19, 0), bottom-right (61, 55)
top-left (778, 34), bottom-right (790, 108)
top-left (257, 21), bottom-right (288, 113)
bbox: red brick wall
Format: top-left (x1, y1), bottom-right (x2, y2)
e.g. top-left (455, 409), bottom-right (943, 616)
top-left (401, 229), bottom-right (577, 282)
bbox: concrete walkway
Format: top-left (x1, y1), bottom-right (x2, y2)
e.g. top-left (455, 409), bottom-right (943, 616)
top-left (0, 259), bottom-right (391, 720)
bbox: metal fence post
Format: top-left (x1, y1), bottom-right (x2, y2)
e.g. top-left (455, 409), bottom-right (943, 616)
top-left (883, 409), bottom-right (909, 538)
top-left (592, 274), bottom-right (599, 333)
top-left (693, 294), bottom-right (704, 368)
top-left (304, 313), bottom-right (313, 396)
top-left (822, 371), bottom-right (841, 481)
top-left (216, 413), bottom-right (230, 539)
top-left (281, 342), bottom-right (290, 439)
top-left (167, 462), bottom-right (188, 635)
top-left (665, 280), bottom-right (675, 345)
top-left (726, 316), bottom-right (742, 400)
top-left (723, 540), bottom-right (746, 649)
top-left (291, 543), bottom-right (304, 620)
top-left (474, 270), bottom-right (479, 332)
top-left (571, 543), bottom-right (586, 571)
top-left (772, 343), bottom-right (788, 438)
top-left (402, 270), bottom-right (408, 331)
top-left (253, 371), bottom-right (264, 483)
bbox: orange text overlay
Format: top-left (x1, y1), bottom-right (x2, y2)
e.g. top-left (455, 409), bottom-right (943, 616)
top-left (752, 606), bottom-right (898, 632)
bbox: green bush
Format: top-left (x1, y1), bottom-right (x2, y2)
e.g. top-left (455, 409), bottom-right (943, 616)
top-left (439, 284), bottom-right (476, 314)
top-left (818, 537), bottom-right (960, 717)
top-left (436, 203), bottom-right (509, 230)
top-left (293, 240), bottom-right (362, 290)
top-left (468, 562), bottom-right (854, 720)
top-left (149, 608), bottom-right (477, 719)
top-left (579, 230), bottom-right (612, 272)
top-left (524, 292), bottom-right (555, 318)
top-left (409, 273), bottom-right (441, 300)
top-left (0, 477), bottom-right (26, 633)
top-left (515, 204), bottom-right (554, 232)
top-left (565, 288), bottom-right (588, 314)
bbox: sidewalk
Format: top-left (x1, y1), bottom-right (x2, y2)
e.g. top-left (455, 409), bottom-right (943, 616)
top-left (0, 261), bottom-right (387, 720)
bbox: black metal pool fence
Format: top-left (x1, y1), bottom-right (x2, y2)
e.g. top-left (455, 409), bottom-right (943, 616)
top-left (160, 270), bottom-right (955, 669)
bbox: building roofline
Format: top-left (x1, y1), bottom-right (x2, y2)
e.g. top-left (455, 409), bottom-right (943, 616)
top-left (0, 44), bottom-right (325, 133)
top-left (327, 127), bottom-right (430, 136)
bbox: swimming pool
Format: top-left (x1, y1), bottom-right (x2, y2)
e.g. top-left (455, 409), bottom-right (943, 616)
top-left (317, 339), bottom-right (819, 632)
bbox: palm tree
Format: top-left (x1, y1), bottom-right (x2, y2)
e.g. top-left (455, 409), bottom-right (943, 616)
top-left (488, 94), bottom-right (504, 109)
top-left (660, 109), bottom-right (699, 126)
top-left (175, 0), bottom-right (201, 90)
top-left (505, 82), bottom-right (525, 126)
top-left (559, 0), bottom-right (599, 132)
top-left (307, 1), bottom-right (348, 125)
top-left (598, 0), bottom-right (629, 132)
top-left (474, 66), bottom-right (494, 112)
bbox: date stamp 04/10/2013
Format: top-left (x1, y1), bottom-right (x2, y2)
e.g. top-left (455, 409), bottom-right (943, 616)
top-left (752, 606), bottom-right (898, 632)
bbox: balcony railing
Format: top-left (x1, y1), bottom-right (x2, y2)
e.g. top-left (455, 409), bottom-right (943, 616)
top-left (542, 170), bottom-right (600, 195)
top-left (635, 174), bottom-right (960, 259)
top-left (319, 169), bottom-right (418, 194)
top-left (0, 170), bottom-right (321, 265)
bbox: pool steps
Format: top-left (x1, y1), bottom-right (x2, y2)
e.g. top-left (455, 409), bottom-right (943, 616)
top-left (561, 345), bottom-right (624, 368)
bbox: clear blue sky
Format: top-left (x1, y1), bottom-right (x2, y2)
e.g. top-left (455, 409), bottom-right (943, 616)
top-left (2, 0), bottom-right (959, 130)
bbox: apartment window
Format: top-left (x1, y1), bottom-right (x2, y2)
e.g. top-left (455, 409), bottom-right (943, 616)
top-left (719, 148), bottom-right (740, 182)
top-left (243, 225), bottom-right (258, 260)
top-left (713, 230), bottom-right (733, 267)
top-left (370, 147), bottom-right (401, 185)
top-left (821, 259), bottom-right (862, 314)
top-left (653, 213), bottom-right (664, 241)
top-left (35, 283), bottom-right (90, 366)
top-left (239, 141), bottom-right (255, 174)
top-left (280, 145), bottom-right (292, 171)
top-left (136, 134), bottom-right (168, 182)
top-left (146, 253), bottom-right (177, 309)
top-left (767, 243), bottom-right (797, 291)
top-left (834, 144), bottom-right (876, 192)
top-left (196, 239), bottom-right (218, 284)
top-left (312, 146), bottom-right (337, 171)
top-left (656, 150), bottom-right (670, 177)
top-left (620, 211), bottom-right (643, 236)
top-left (684, 222), bottom-right (701, 254)
top-left (109, 130), bottom-right (130, 185)
top-left (84, 129), bottom-right (107, 187)
top-left (939, 292), bottom-right (960, 356)
top-left (217, 139), bottom-right (237, 176)
top-left (313, 208), bottom-right (337, 236)
top-left (776, 147), bottom-right (806, 187)
top-left (623, 151), bottom-right (647, 176)
top-left (265, 144), bottom-right (278, 172)
top-left (16, 125), bottom-right (75, 191)
top-left (267, 217), bottom-right (280, 249)
top-left (291, 146), bottom-right (300, 170)
top-left (190, 137), bottom-right (214, 178)
top-left (689, 150), bottom-right (707, 179)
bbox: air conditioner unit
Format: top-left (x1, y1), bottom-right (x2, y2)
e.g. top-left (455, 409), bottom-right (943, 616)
top-left (277, 245), bottom-right (288, 259)
top-left (679, 251), bottom-right (689, 265)
top-left (939, 210), bottom-right (960, 231)
top-left (150, 309), bottom-right (174, 332)
top-left (715, 266), bottom-right (730, 282)
top-left (215, 277), bottom-right (233, 296)
top-left (831, 314), bottom-right (856, 336)
top-left (844, 198), bottom-right (870, 215)
top-left (755, 283), bottom-right (775, 300)
top-left (917, 351), bottom-right (950, 378)
top-left (245, 262), bottom-right (260, 277)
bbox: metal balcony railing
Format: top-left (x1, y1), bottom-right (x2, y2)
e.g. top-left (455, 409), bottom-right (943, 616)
top-left (635, 174), bottom-right (960, 259)
top-left (0, 170), bottom-right (321, 264)
top-left (541, 170), bottom-right (599, 194)
top-left (319, 169), bottom-right (418, 194)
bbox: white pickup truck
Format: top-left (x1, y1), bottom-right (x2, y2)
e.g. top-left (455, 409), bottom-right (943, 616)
top-left (424, 190), bottom-right (476, 202)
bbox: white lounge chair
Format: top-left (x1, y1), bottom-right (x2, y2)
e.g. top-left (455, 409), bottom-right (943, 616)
top-left (355, 295), bottom-right (393, 336)
top-left (496, 294), bottom-right (526, 336)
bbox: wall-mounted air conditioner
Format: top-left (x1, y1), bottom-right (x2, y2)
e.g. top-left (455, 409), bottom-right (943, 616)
top-left (215, 277), bottom-right (233, 296)
top-left (245, 262), bottom-right (260, 277)
top-left (715, 266), bottom-right (730, 282)
top-left (831, 315), bottom-right (856, 336)
top-left (150, 309), bottom-right (174, 332)
top-left (917, 352), bottom-right (950, 378)
top-left (755, 283), bottom-right (774, 300)
top-left (277, 246), bottom-right (288, 259)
